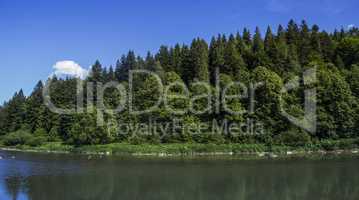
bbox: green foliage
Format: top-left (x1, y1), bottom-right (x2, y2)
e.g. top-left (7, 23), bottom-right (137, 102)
top-left (336, 37), bottom-right (359, 67)
top-left (2, 129), bottom-right (47, 147)
top-left (67, 109), bottom-right (114, 146)
top-left (223, 35), bottom-right (247, 78)
top-left (1, 20), bottom-right (359, 149)
top-left (48, 126), bottom-right (61, 142)
top-left (344, 64), bottom-right (359, 97)
top-left (275, 128), bottom-right (311, 147)
top-left (2, 90), bottom-right (26, 133)
top-left (0, 106), bottom-right (6, 135)
top-left (34, 128), bottom-right (47, 137)
top-left (189, 38), bottom-right (209, 82)
top-left (128, 135), bottom-right (147, 145)
top-left (209, 35), bottom-right (225, 83)
top-left (25, 135), bottom-right (47, 147)
top-left (316, 63), bottom-right (357, 138)
top-left (26, 81), bottom-right (47, 132)
top-left (192, 133), bottom-right (225, 144)
top-left (3, 130), bottom-right (32, 146)
top-left (252, 66), bottom-right (285, 134)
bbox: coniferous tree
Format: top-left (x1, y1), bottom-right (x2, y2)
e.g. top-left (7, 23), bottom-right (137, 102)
top-left (242, 28), bottom-right (251, 46)
top-left (89, 60), bottom-right (103, 82)
top-left (144, 52), bottom-right (156, 71)
top-left (101, 67), bottom-right (108, 81)
top-left (320, 31), bottom-right (336, 62)
top-left (170, 44), bottom-right (184, 75)
top-left (189, 38), bottom-right (209, 82)
top-left (310, 25), bottom-right (322, 54)
top-left (253, 27), bottom-right (264, 54)
top-left (180, 45), bottom-right (192, 83)
top-left (286, 19), bottom-right (300, 47)
top-left (264, 26), bottom-right (277, 70)
top-left (286, 43), bottom-right (301, 75)
top-left (1, 20), bottom-right (359, 147)
top-left (145, 52), bottom-right (164, 78)
top-left (223, 34), bottom-right (248, 81)
top-left (0, 106), bottom-right (6, 135)
top-left (116, 51), bottom-right (138, 81)
top-left (336, 37), bottom-right (359, 67)
top-left (276, 24), bottom-right (301, 75)
top-left (298, 20), bottom-right (312, 64)
top-left (264, 26), bottom-right (275, 55)
top-left (26, 81), bottom-right (47, 132)
top-left (156, 46), bottom-right (173, 71)
top-left (209, 35), bottom-right (225, 83)
top-left (87, 60), bottom-right (104, 104)
top-left (107, 66), bottom-right (116, 81)
top-left (252, 27), bottom-right (270, 68)
top-left (137, 56), bottom-right (145, 70)
top-left (277, 24), bottom-right (286, 39)
top-left (274, 25), bottom-right (292, 75)
top-left (3, 90), bottom-right (27, 133)
top-left (115, 58), bottom-right (124, 81)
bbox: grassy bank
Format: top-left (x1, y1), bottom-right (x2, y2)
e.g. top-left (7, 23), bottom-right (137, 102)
top-left (1, 138), bottom-right (359, 158)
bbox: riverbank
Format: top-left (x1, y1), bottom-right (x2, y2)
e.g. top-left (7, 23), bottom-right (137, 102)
top-left (1, 138), bottom-right (359, 159)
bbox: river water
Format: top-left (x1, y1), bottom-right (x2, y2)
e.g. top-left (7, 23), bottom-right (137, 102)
top-left (0, 150), bottom-right (358, 200)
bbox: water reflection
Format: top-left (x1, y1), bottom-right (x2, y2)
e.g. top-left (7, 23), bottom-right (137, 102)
top-left (1, 151), bottom-right (359, 200)
top-left (4, 176), bottom-right (22, 200)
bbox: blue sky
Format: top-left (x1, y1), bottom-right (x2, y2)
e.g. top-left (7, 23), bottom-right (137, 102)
top-left (0, 0), bottom-right (358, 103)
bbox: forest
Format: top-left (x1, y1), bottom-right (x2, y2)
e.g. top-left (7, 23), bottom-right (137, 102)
top-left (0, 20), bottom-right (358, 149)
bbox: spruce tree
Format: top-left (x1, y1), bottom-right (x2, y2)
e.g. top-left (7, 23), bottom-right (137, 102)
top-left (273, 25), bottom-right (291, 75)
top-left (286, 19), bottom-right (300, 47)
top-left (310, 25), bottom-right (322, 53)
top-left (319, 31), bottom-right (335, 62)
top-left (170, 44), bottom-right (184, 75)
top-left (115, 58), bottom-right (124, 81)
top-left (252, 27), bottom-right (270, 68)
top-left (89, 60), bottom-right (103, 82)
top-left (180, 45), bottom-right (192, 84)
top-left (156, 46), bottom-right (172, 71)
top-left (223, 34), bottom-right (247, 80)
top-left (26, 81), bottom-right (47, 132)
top-left (3, 90), bottom-right (27, 132)
top-left (209, 35), bottom-right (225, 83)
top-left (107, 66), bottom-right (116, 81)
top-left (298, 20), bottom-right (312, 64)
top-left (115, 51), bottom-right (138, 81)
top-left (145, 52), bottom-right (164, 78)
top-left (0, 106), bottom-right (6, 135)
top-left (242, 28), bottom-right (251, 46)
top-left (189, 38), bottom-right (209, 82)
top-left (264, 26), bottom-right (275, 54)
top-left (1, 20), bottom-right (359, 146)
top-left (253, 27), bottom-right (264, 54)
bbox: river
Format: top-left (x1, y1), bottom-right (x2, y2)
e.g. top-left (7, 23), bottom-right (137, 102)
top-left (0, 150), bottom-right (358, 200)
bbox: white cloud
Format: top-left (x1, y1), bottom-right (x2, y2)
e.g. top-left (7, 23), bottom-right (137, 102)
top-left (53, 60), bottom-right (88, 79)
top-left (348, 24), bottom-right (355, 29)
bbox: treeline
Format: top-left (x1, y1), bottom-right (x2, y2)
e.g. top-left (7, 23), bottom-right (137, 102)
top-left (0, 20), bottom-right (359, 147)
